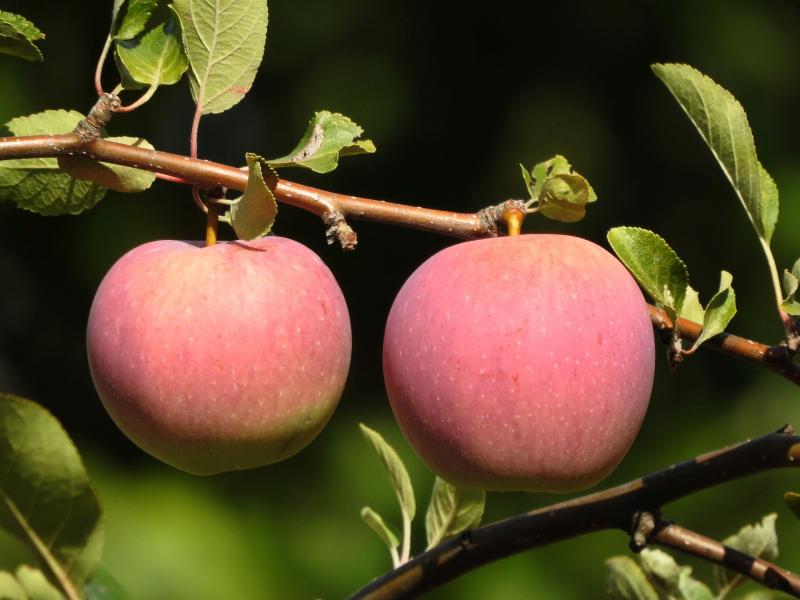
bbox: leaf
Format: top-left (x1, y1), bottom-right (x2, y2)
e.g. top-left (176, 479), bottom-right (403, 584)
top-left (0, 571), bottom-right (26, 600)
top-left (522, 155), bottom-right (596, 222)
top-left (688, 271), bottom-right (737, 352)
top-left (0, 110), bottom-right (106, 215)
top-left (225, 153), bottom-right (278, 241)
top-left (14, 566), bottom-right (66, 600)
top-left (425, 477), bottom-right (485, 550)
top-left (112, 0), bottom-right (158, 40)
top-left (675, 570), bottom-right (714, 600)
top-left (606, 556), bottom-right (658, 600)
top-left (0, 10), bottom-right (45, 63)
top-left (715, 514), bottom-right (778, 591)
top-left (639, 548), bottom-right (712, 600)
top-left (359, 424), bottom-right (415, 525)
top-left (0, 395), bottom-right (104, 593)
top-left (652, 63), bottom-right (776, 243)
top-left (360, 507), bottom-right (400, 552)
top-left (784, 492), bottom-right (800, 519)
top-left (607, 227), bottom-right (689, 316)
top-left (268, 111), bottom-right (376, 173)
top-left (115, 14), bottom-right (188, 88)
top-left (85, 568), bottom-right (130, 600)
top-left (58, 137), bottom-right (156, 193)
top-left (171, 0), bottom-right (268, 115)
top-left (679, 285), bottom-right (705, 323)
top-left (782, 259), bottom-right (800, 316)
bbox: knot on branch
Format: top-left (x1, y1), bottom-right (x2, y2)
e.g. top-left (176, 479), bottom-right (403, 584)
top-left (323, 210), bottom-right (357, 251)
top-left (629, 510), bottom-right (658, 552)
top-left (74, 93), bottom-right (121, 142)
top-left (478, 199), bottom-right (527, 237)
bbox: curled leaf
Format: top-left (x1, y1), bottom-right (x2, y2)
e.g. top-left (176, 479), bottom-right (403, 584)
top-left (688, 271), bottom-right (737, 352)
top-left (224, 153), bottom-right (278, 241)
top-left (522, 155), bottom-right (596, 222)
top-left (0, 10), bottom-right (45, 62)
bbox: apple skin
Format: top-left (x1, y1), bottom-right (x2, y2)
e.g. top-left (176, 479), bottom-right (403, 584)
top-left (383, 234), bottom-right (655, 492)
top-left (87, 236), bottom-right (351, 475)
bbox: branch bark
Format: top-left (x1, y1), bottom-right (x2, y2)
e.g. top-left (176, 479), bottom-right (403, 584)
top-left (349, 426), bottom-right (800, 599)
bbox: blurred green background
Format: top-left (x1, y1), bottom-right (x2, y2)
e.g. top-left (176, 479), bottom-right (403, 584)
top-left (1, 1), bottom-right (800, 598)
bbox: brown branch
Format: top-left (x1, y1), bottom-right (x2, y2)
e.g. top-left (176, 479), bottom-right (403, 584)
top-left (0, 134), bottom-right (797, 384)
top-left (651, 521), bottom-right (800, 596)
top-left (349, 426), bottom-right (800, 599)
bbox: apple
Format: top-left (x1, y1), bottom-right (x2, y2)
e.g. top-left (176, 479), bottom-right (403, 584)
top-left (86, 236), bottom-right (351, 475)
top-left (383, 234), bottom-right (655, 492)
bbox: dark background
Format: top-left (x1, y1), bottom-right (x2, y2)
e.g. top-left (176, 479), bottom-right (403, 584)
top-left (1, 1), bottom-right (800, 598)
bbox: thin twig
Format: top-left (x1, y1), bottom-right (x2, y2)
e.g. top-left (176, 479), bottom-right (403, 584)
top-left (349, 426), bottom-right (800, 599)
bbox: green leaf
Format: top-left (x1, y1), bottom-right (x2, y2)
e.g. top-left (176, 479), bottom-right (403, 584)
top-left (652, 63), bottom-right (776, 243)
top-left (115, 14), bottom-right (188, 88)
top-left (607, 227), bottom-right (689, 315)
top-left (360, 507), bottom-right (400, 552)
top-left (639, 548), bottom-right (713, 600)
top-left (715, 514), bottom-right (778, 591)
top-left (689, 271), bottom-right (736, 351)
top-left (0, 571), bottom-right (26, 600)
top-left (14, 566), bottom-right (65, 600)
top-left (522, 155), bottom-right (596, 222)
top-left (784, 492), bottom-right (800, 519)
top-left (0, 110), bottom-right (106, 215)
top-left (425, 477), bottom-right (485, 550)
top-left (606, 556), bottom-right (658, 600)
top-left (112, 0), bottom-right (158, 40)
top-left (0, 10), bottom-right (45, 63)
top-left (0, 395), bottom-right (104, 594)
top-left (58, 136), bottom-right (156, 193)
top-left (740, 591), bottom-right (777, 600)
top-left (268, 111), bottom-right (376, 173)
top-left (85, 568), bottom-right (129, 600)
top-left (225, 153), bottom-right (278, 241)
top-left (171, 0), bottom-right (268, 115)
top-left (359, 424), bottom-right (416, 526)
top-left (679, 285), bottom-right (705, 323)
top-left (782, 259), bottom-right (800, 316)
top-left (675, 570), bottom-right (713, 600)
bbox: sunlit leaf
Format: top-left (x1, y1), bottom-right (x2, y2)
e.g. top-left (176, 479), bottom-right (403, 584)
top-left (688, 271), bottom-right (736, 351)
top-left (425, 477), bottom-right (484, 550)
top-left (112, 0), bottom-right (158, 40)
top-left (652, 63), bottom-right (776, 243)
top-left (268, 111), bottom-right (376, 173)
top-left (171, 0), bottom-right (268, 115)
top-left (360, 507), bottom-right (400, 558)
top-left (115, 14), bottom-right (188, 88)
top-left (0, 395), bottom-right (104, 593)
top-left (0, 571), bottom-right (26, 600)
top-left (679, 285), bottom-right (705, 323)
top-left (607, 227), bottom-right (689, 316)
top-left (359, 424), bottom-right (415, 525)
top-left (58, 136), bottom-right (156, 193)
top-left (15, 566), bottom-right (66, 600)
top-left (225, 153), bottom-right (278, 241)
top-left (714, 514), bottom-right (778, 592)
top-left (0, 110), bottom-right (106, 215)
top-left (522, 155), bottom-right (596, 222)
top-left (606, 556), bottom-right (658, 600)
top-left (0, 10), bottom-right (44, 63)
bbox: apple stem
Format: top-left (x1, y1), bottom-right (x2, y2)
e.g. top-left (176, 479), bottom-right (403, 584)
top-left (503, 206), bottom-right (525, 236)
top-left (205, 203), bottom-right (219, 247)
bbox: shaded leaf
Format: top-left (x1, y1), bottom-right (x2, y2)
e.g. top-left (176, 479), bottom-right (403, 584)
top-left (675, 570), bottom-right (713, 600)
top-left (359, 424), bottom-right (415, 524)
top-left (171, 0), bottom-right (268, 115)
top-left (225, 153), bottom-right (278, 241)
top-left (0, 10), bottom-right (44, 63)
top-left (58, 136), bottom-right (156, 193)
top-left (425, 477), bottom-right (485, 550)
top-left (715, 514), bottom-right (778, 591)
top-left (115, 14), bottom-right (187, 89)
top-left (679, 285), bottom-right (705, 324)
top-left (607, 227), bottom-right (689, 315)
top-left (0, 395), bottom-right (104, 593)
top-left (268, 111), bottom-right (376, 173)
top-left (784, 492), bottom-right (800, 519)
top-left (360, 507), bottom-right (399, 552)
top-left (85, 568), bottom-right (129, 600)
top-left (0, 110), bottom-right (106, 215)
top-left (15, 566), bottom-right (65, 600)
top-left (639, 548), bottom-right (712, 600)
top-left (606, 556), bottom-right (658, 600)
top-left (652, 63), bottom-right (775, 243)
top-left (689, 271), bottom-right (736, 351)
top-left (112, 0), bottom-right (158, 40)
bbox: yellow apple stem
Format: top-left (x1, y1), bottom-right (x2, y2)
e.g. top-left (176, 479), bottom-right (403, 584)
top-left (205, 203), bottom-right (219, 246)
top-left (503, 206), bottom-right (525, 236)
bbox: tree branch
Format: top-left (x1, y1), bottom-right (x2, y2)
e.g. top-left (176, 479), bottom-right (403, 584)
top-left (348, 426), bottom-right (800, 599)
top-left (0, 134), bottom-right (798, 384)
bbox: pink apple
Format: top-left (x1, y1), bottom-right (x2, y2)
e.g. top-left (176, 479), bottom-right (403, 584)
top-left (87, 236), bottom-right (351, 475)
top-left (383, 234), bottom-right (655, 492)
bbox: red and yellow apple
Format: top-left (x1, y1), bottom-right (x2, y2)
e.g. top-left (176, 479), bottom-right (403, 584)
top-left (87, 236), bottom-right (351, 475)
top-left (383, 234), bottom-right (655, 492)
